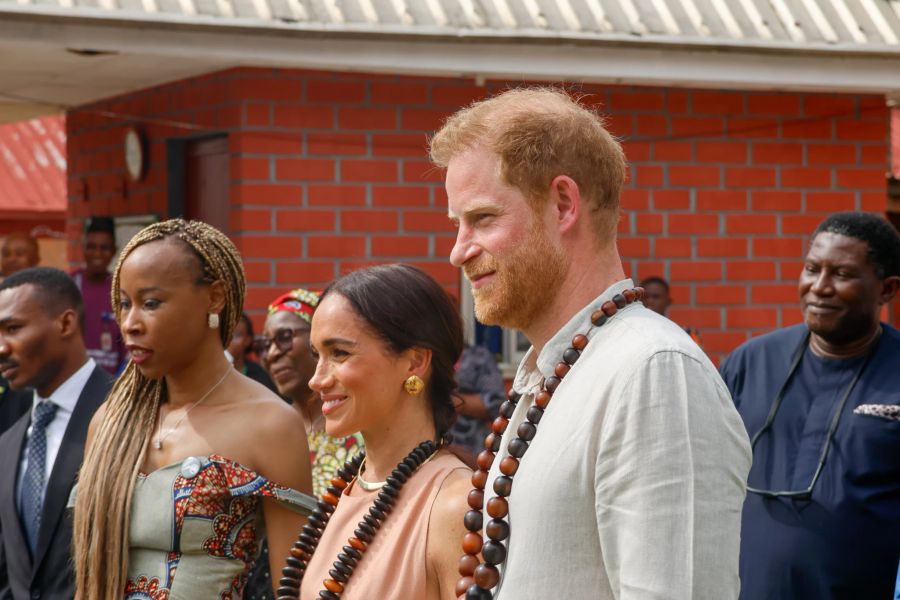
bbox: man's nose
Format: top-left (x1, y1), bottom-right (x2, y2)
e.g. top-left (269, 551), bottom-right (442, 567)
top-left (810, 271), bottom-right (833, 295)
top-left (449, 226), bottom-right (480, 268)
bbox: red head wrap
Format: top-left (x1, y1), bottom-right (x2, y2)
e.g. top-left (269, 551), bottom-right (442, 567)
top-left (267, 288), bottom-right (321, 324)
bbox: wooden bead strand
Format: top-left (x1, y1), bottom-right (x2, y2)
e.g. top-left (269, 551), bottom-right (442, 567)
top-left (277, 439), bottom-right (439, 600)
top-left (457, 288), bottom-right (645, 599)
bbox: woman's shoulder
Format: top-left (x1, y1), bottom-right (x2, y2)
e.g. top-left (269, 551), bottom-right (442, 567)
top-left (425, 461), bottom-right (470, 569)
top-left (215, 381), bottom-right (310, 486)
top-left (426, 452), bottom-right (471, 520)
top-left (225, 378), bottom-right (300, 431)
top-left (422, 451), bottom-right (472, 495)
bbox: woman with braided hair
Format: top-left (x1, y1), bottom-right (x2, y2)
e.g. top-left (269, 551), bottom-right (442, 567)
top-left (73, 219), bottom-right (314, 599)
top-left (278, 264), bottom-right (471, 600)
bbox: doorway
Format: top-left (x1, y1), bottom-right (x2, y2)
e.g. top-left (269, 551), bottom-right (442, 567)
top-left (168, 134), bottom-right (230, 235)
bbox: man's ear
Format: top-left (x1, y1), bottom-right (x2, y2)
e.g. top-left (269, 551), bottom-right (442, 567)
top-left (549, 175), bottom-right (581, 235)
top-left (58, 308), bottom-right (80, 340)
top-left (879, 275), bottom-right (900, 305)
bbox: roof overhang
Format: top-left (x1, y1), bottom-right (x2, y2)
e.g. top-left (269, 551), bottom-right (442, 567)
top-left (0, 115), bottom-right (66, 213)
top-left (3, 8), bottom-right (900, 124)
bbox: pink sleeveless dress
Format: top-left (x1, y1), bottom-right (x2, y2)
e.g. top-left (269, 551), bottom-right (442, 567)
top-left (299, 451), bottom-right (468, 599)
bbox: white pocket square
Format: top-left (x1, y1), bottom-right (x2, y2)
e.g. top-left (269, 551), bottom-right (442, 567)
top-left (854, 404), bottom-right (900, 421)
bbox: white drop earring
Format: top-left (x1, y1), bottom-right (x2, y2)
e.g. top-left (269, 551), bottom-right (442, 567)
top-left (208, 313), bottom-right (220, 329)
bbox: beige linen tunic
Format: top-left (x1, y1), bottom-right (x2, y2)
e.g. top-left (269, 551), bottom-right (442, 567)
top-left (485, 279), bottom-right (752, 600)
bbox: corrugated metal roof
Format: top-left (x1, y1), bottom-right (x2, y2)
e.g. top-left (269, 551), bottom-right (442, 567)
top-left (0, 115), bottom-right (67, 213)
top-left (3, 0), bottom-right (900, 54)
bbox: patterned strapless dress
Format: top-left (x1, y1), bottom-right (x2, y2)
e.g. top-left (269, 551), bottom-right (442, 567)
top-left (124, 454), bottom-right (315, 600)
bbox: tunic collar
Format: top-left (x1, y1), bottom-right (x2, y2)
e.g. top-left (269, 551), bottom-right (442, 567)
top-left (511, 278), bottom-right (636, 394)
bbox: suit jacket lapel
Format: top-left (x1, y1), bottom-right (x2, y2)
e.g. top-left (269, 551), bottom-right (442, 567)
top-left (0, 411), bottom-right (32, 569)
top-left (32, 366), bottom-right (111, 569)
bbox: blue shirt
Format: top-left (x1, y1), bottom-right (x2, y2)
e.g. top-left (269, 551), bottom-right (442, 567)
top-left (721, 323), bottom-right (900, 600)
top-left (895, 559), bottom-right (900, 600)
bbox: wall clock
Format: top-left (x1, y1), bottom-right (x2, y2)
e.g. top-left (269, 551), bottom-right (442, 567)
top-left (124, 127), bottom-right (146, 182)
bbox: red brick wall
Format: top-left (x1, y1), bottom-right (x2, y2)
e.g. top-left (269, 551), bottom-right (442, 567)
top-left (66, 68), bottom-right (891, 363)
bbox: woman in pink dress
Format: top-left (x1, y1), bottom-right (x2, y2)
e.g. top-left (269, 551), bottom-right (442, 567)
top-left (276, 264), bottom-right (471, 600)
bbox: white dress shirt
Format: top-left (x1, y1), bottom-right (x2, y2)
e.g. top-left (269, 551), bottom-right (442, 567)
top-left (485, 280), bottom-right (752, 599)
top-left (17, 358), bottom-right (96, 510)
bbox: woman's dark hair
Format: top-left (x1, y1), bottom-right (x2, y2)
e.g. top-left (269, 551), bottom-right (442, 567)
top-left (321, 263), bottom-right (464, 444)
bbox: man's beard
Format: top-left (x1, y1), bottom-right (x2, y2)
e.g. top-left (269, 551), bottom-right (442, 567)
top-left (465, 223), bottom-right (568, 330)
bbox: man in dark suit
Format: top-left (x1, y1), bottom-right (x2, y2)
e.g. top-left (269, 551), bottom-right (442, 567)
top-left (0, 379), bottom-right (30, 436)
top-left (0, 267), bottom-right (113, 600)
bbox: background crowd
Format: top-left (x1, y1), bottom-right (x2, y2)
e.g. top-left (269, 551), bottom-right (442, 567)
top-left (0, 87), bottom-right (898, 600)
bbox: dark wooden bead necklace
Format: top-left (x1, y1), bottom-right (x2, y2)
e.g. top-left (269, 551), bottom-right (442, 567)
top-left (276, 439), bottom-right (439, 600)
top-left (457, 287), bottom-right (645, 599)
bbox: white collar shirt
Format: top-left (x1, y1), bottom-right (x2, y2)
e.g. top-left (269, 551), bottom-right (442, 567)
top-left (484, 279), bottom-right (751, 599)
top-left (17, 358), bottom-right (96, 508)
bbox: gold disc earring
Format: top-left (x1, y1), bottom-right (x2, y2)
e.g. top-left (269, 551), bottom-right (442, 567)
top-left (404, 375), bottom-right (425, 396)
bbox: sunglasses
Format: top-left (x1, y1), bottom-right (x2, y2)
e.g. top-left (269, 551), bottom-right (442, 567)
top-left (255, 327), bottom-right (309, 359)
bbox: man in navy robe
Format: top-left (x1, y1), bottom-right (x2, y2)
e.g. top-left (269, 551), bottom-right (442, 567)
top-left (721, 212), bottom-right (900, 599)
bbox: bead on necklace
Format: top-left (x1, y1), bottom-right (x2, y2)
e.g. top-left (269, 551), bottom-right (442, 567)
top-left (355, 449), bottom-right (440, 491)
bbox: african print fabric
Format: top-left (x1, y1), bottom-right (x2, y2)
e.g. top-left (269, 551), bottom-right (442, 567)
top-left (125, 455), bottom-right (313, 600)
top-left (308, 430), bottom-right (364, 498)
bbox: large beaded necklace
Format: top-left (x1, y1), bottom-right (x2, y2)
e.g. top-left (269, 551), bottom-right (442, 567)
top-left (276, 439), bottom-right (439, 600)
top-left (457, 287), bottom-right (645, 599)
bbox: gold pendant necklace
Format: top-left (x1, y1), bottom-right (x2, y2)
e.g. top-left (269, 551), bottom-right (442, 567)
top-left (153, 367), bottom-right (232, 450)
top-left (354, 450), bottom-right (439, 491)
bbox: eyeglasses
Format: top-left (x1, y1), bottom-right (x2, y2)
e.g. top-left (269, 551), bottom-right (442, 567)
top-left (255, 327), bottom-right (309, 360)
top-left (746, 330), bottom-right (875, 500)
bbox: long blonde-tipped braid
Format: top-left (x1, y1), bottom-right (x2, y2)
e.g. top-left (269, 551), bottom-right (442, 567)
top-left (73, 219), bottom-right (246, 600)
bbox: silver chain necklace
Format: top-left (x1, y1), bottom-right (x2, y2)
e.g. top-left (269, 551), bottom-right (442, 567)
top-left (153, 367), bottom-right (232, 450)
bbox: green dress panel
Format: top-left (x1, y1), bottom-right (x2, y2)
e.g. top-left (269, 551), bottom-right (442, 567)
top-left (124, 455), bottom-right (314, 600)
